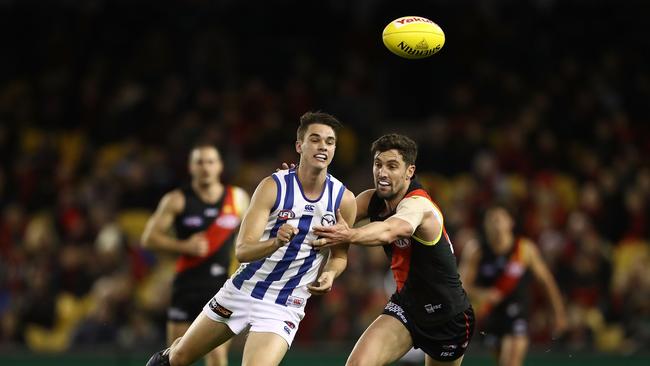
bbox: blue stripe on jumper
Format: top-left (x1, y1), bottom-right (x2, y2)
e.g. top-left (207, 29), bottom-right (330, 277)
top-left (275, 246), bottom-right (318, 306)
top-left (270, 174), bottom-right (282, 212)
top-left (334, 185), bottom-right (346, 212)
top-left (326, 178), bottom-right (334, 212)
top-left (232, 172), bottom-right (294, 289)
top-left (251, 214), bottom-right (314, 300)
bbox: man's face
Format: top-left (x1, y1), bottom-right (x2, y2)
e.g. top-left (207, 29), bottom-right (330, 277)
top-left (296, 123), bottom-right (336, 169)
top-left (484, 207), bottom-right (514, 252)
top-left (189, 147), bottom-right (222, 186)
top-left (373, 149), bottom-right (415, 200)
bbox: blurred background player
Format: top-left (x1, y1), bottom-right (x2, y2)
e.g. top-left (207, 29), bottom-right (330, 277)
top-left (458, 205), bottom-right (568, 366)
top-left (145, 111), bottom-right (357, 366)
top-left (314, 134), bottom-right (474, 366)
top-left (141, 144), bottom-right (250, 366)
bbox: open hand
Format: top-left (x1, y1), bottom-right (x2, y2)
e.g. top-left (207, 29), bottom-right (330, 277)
top-left (307, 271), bottom-right (335, 295)
top-left (312, 209), bottom-right (351, 249)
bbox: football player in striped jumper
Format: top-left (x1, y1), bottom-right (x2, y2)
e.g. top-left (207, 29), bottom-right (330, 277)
top-left (146, 111), bottom-right (356, 366)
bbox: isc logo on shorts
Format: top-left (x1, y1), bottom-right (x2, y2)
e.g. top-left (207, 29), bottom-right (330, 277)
top-left (209, 298), bottom-right (233, 319)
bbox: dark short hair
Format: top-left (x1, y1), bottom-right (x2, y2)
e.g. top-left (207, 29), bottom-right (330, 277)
top-left (188, 143), bottom-right (220, 161)
top-left (296, 111), bottom-right (343, 140)
top-left (370, 134), bottom-right (418, 166)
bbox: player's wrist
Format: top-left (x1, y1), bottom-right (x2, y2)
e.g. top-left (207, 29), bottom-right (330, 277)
top-left (272, 238), bottom-right (284, 250)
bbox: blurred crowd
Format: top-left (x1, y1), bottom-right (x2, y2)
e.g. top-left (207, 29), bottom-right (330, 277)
top-left (1, 0), bottom-right (649, 356)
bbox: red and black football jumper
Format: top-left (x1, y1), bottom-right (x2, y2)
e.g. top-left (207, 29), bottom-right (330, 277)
top-left (475, 237), bottom-right (532, 340)
top-left (168, 185), bottom-right (242, 322)
top-left (369, 180), bottom-right (474, 361)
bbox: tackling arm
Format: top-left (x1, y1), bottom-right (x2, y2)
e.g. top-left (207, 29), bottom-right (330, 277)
top-left (313, 195), bottom-right (426, 248)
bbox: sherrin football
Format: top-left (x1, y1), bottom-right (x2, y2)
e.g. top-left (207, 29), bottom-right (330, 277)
top-left (382, 16), bottom-right (445, 59)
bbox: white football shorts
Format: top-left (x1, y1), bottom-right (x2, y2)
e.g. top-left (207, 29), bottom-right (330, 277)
top-left (202, 280), bottom-right (306, 347)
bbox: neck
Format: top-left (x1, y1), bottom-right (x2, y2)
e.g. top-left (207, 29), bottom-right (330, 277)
top-left (489, 233), bottom-right (514, 251)
top-left (192, 180), bottom-right (223, 201)
top-left (296, 164), bottom-right (327, 197)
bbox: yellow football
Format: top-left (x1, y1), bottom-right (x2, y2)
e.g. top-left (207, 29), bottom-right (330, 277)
top-left (382, 16), bottom-right (445, 59)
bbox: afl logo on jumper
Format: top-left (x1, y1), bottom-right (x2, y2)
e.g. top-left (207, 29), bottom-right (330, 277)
top-left (394, 238), bottom-right (411, 248)
top-left (321, 213), bottom-right (336, 226)
top-left (278, 210), bottom-right (295, 220)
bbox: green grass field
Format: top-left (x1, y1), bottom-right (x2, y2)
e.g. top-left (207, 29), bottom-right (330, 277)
top-left (1, 350), bottom-right (648, 366)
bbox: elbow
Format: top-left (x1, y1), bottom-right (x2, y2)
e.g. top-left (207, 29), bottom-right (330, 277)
top-left (140, 233), bottom-right (152, 249)
top-left (235, 245), bottom-right (251, 263)
top-left (377, 232), bottom-right (397, 245)
top-left (379, 227), bottom-right (407, 245)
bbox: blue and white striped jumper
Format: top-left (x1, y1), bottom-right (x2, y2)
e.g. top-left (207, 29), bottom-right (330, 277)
top-left (230, 168), bottom-right (346, 308)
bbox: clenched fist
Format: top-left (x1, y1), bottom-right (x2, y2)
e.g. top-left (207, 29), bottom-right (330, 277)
top-left (184, 232), bottom-right (209, 256)
top-left (274, 223), bottom-right (298, 248)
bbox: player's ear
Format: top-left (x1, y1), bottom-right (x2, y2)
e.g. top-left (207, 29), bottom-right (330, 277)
top-left (406, 165), bottom-right (416, 180)
top-left (295, 140), bottom-right (302, 154)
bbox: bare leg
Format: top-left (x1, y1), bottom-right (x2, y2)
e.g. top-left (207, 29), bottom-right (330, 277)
top-left (498, 334), bottom-right (528, 366)
top-left (167, 322), bottom-right (190, 347)
top-left (346, 315), bottom-right (414, 366)
top-left (205, 339), bottom-right (231, 366)
top-left (241, 332), bottom-right (289, 366)
top-left (168, 313), bottom-right (235, 366)
top-left (168, 321), bottom-right (231, 365)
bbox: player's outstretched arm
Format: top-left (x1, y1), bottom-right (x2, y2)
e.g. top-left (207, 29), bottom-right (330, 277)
top-left (235, 176), bottom-right (298, 263)
top-left (308, 189), bottom-right (356, 295)
top-left (141, 190), bottom-right (209, 256)
top-left (312, 196), bottom-right (425, 248)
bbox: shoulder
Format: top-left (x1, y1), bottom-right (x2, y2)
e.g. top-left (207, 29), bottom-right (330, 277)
top-left (231, 186), bottom-right (250, 199)
top-left (340, 189), bottom-right (356, 207)
top-left (255, 176), bottom-right (279, 194)
top-left (230, 186), bottom-right (251, 215)
top-left (159, 189), bottom-right (185, 212)
top-left (462, 238), bottom-right (483, 259)
top-left (356, 189), bottom-right (375, 206)
top-left (519, 237), bottom-right (539, 254)
top-left (396, 195), bottom-right (438, 217)
top-left (247, 176), bottom-right (282, 211)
